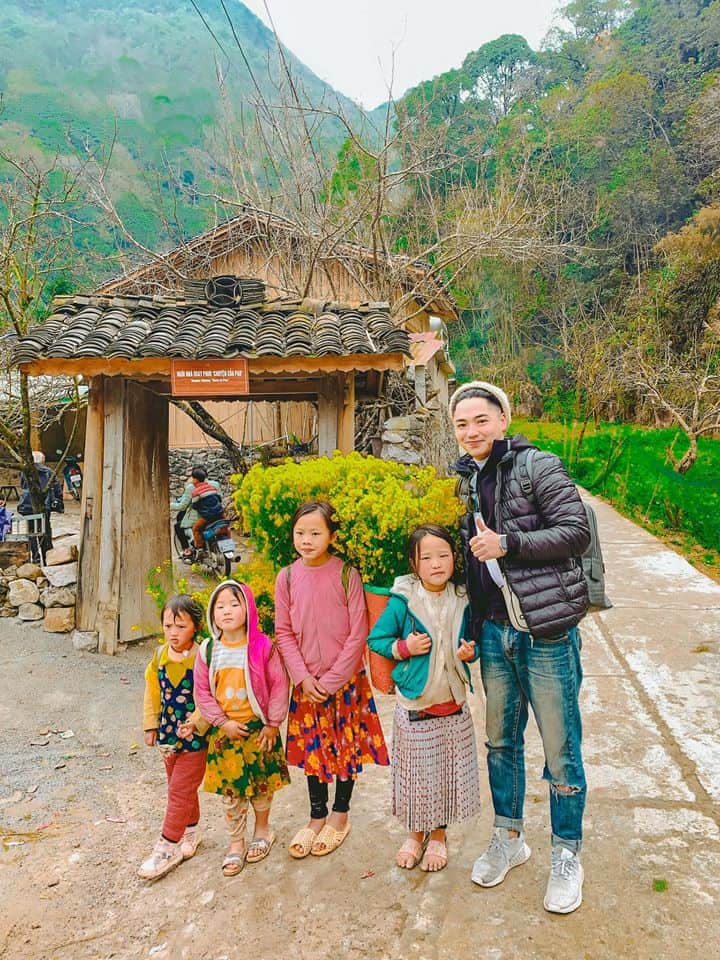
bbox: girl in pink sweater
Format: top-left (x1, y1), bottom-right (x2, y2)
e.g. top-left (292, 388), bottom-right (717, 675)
top-left (194, 580), bottom-right (290, 876)
top-left (275, 501), bottom-right (389, 859)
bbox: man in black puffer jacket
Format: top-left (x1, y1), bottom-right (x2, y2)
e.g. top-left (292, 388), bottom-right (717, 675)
top-left (450, 381), bottom-right (590, 915)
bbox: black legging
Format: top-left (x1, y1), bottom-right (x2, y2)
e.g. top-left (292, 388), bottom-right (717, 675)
top-left (307, 775), bottom-right (355, 819)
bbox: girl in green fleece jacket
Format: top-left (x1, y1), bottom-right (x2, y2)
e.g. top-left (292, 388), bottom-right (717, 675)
top-left (368, 524), bottom-right (481, 873)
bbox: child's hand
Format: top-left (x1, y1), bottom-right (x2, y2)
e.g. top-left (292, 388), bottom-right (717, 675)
top-left (221, 720), bottom-right (249, 740)
top-left (176, 721), bottom-right (195, 739)
top-left (457, 640), bottom-right (476, 662)
top-left (257, 725), bottom-right (279, 750)
top-left (406, 631), bottom-right (432, 656)
top-left (301, 676), bottom-right (328, 703)
top-left (144, 730), bottom-right (158, 747)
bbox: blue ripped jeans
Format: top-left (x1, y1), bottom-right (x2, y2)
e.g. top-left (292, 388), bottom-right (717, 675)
top-left (480, 619), bottom-right (586, 853)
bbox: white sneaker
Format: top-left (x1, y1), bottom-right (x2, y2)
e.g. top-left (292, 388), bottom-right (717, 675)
top-left (471, 827), bottom-right (531, 887)
top-left (180, 826), bottom-right (202, 860)
top-left (544, 846), bottom-right (584, 914)
top-left (137, 838), bottom-right (183, 880)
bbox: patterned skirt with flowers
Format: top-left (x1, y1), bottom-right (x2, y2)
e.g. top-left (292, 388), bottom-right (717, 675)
top-left (204, 717), bottom-right (291, 801)
top-left (286, 669), bottom-right (390, 783)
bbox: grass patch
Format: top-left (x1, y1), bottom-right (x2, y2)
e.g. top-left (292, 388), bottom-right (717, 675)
top-left (652, 878), bottom-right (668, 893)
top-left (514, 418), bottom-right (720, 579)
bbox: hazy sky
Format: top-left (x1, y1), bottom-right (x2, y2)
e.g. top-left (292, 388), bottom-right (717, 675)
top-left (242, 0), bottom-right (563, 108)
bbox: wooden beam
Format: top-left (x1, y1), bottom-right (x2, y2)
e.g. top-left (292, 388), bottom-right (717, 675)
top-left (20, 352), bottom-right (406, 379)
top-left (152, 377), bottom-right (323, 398)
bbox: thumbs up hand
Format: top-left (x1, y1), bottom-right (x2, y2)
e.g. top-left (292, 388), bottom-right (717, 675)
top-left (470, 513), bottom-right (507, 561)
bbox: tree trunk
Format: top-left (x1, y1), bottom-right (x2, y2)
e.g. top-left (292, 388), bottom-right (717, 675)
top-left (170, 399), bottom-right (248, 474)
top-left (676, 435), bottom-right (698, 474)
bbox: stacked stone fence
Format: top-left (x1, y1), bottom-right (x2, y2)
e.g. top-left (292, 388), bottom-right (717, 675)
top-left (0, 544), bottom-right (97, 651)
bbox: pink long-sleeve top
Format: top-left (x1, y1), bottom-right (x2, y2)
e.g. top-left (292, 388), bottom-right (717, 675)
top-left (274, 556), bottom-right (368, 695)
top-left (193, 580), bottom-right (290, 728)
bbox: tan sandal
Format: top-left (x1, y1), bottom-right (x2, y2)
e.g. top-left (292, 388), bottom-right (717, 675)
top-left (420, 839), bottom-right (448, 872)
top-left (221, 851), bottom-right (246, 877)
top-left (289, 827), bottom-right (318, 859)
top-left (396, 836), bottom-right (425, 869)
top-left (311, 822), bottom-right (351, 857)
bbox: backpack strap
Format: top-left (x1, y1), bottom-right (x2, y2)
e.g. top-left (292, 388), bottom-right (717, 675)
top-left (205, 635), bottom-right (214, 668)
top-left (516, 448), bottom-right (537, 500)
top-left (151, 642), bottom-right (166, 671)
top-left (456, 468), bottom-right (484, 514)
top-left (341, 560), bottom-right (352, 594)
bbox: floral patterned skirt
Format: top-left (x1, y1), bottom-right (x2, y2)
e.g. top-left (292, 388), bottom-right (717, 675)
top-left (204, 717), bottom-right (290, 801)
top-left (286, 669), bottom-right (390, 784)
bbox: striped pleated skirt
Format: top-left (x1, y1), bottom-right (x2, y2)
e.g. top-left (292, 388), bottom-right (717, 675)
top-left (392, 702), bottom-right (481, 832)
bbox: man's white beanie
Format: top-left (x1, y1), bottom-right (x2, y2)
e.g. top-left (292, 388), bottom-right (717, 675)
top-left (448, 380), bottom-right (512, 425)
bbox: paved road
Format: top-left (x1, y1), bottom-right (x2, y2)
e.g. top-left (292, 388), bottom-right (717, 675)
top-left (1, 493), bottom-right (718, 959)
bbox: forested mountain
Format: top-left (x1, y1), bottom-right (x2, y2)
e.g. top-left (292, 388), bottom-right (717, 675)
top-left (0, 0), bottom-right (365, 279)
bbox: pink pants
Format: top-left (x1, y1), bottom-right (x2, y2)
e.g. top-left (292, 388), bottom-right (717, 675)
top-left (161, 749), bottom-right (208, 843)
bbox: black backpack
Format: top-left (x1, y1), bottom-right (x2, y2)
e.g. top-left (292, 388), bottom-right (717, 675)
top-left (518, 448), bottom-right (612, 613)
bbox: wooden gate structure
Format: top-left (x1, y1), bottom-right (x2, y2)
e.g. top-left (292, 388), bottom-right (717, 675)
top-left (15, 292), bottom-right (413, 653)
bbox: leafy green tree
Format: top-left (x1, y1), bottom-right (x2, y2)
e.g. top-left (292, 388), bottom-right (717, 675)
top-left (560, 0), bottom-right (633, 39)
top-left (461, 35), bottom-right (538, 123)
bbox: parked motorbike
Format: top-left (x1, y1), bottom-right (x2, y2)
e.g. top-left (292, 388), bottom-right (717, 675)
top-left (57, 451), bottom-right (83, 500)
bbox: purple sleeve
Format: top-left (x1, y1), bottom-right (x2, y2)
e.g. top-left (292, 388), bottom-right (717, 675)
top-left (318, 567), bottom-right (368, 695)
top-left (274, 568), bottom-right (312, 687)
top-left (193, 647), bottom-right (228, 728)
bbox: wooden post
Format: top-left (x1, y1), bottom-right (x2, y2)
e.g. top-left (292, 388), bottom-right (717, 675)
top-left (317, 376), bottom-right (338, 456)
top-left (95, 379), bottom-right (125, 654)
top-left (274, 400), bottom-right (282, 443)
top-left (77, 376), bottom-right (105, 634)
top-left (413, 364), bottom-right (427, 407)
top-left (118, 381), bottom-right (170, 645)
top-left (77, 376), bottom-right (170, 654)
top-left (337, 372), bottom-right (355, 453)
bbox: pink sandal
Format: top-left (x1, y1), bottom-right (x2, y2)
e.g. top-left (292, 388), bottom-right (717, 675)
top-left (396, 836), bottom-right (425, 869)
top-left (420, 839), bottom-right (448, 872)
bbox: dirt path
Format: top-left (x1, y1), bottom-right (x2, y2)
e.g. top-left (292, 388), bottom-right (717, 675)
top-left (1, 494), bottom-right (719, 960)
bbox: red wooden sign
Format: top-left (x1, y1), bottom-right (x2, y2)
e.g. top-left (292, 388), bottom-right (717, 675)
top-left (171, 358), bottom-right (250, 396)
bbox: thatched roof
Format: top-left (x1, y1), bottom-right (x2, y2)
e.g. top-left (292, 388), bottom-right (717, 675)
top-left (96, 205), bottom-right (457, 321)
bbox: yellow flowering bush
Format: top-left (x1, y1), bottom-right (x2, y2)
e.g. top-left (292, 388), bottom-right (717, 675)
top-left (233, 452), bottom-right (463, 587)
top-left (145, 555), bottom-right (278, 637)
top-left (238, 553), bottom-right (279, 636)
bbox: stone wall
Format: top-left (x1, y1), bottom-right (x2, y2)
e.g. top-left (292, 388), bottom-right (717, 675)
top-left (380, 406), bottom-right (458, 476)
top-left (169, 447), bottom-right (236, 496)
top-left (0, 544), bottom-right (96, 650)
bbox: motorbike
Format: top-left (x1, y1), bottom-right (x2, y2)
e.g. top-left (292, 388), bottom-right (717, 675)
top-left (174, 517), bottom-right (235, 578)
top-left (58, 451), bottom-right (83, 500)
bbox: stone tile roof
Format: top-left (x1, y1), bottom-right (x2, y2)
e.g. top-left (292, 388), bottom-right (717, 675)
top-left (12, 292), bottom-right (410, 365)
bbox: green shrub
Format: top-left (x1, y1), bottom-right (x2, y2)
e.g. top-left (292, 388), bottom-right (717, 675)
top-left (233, 452), bottom-right (464, 588)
